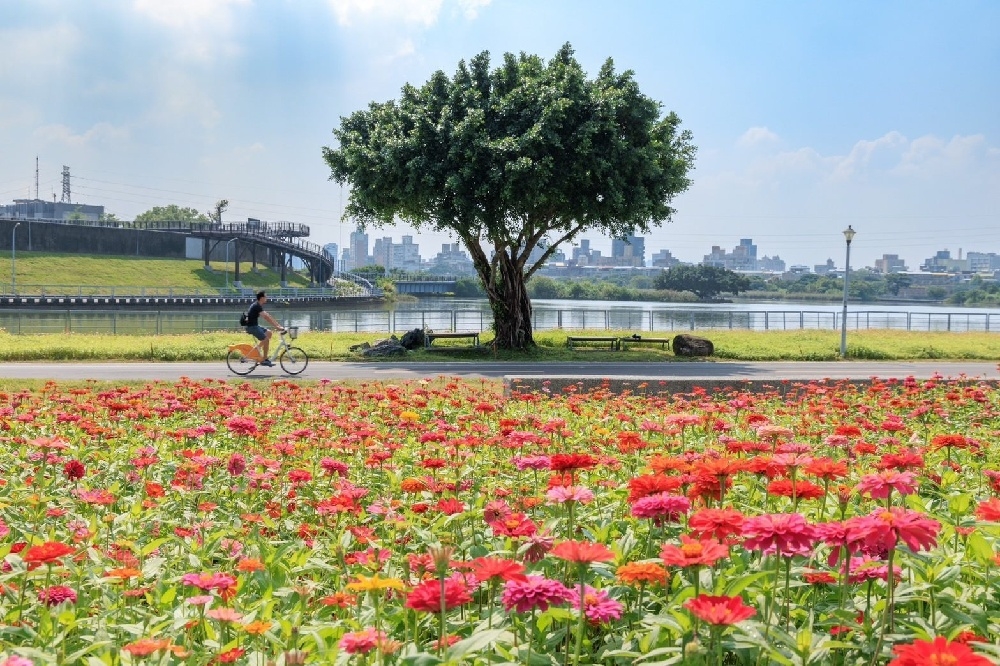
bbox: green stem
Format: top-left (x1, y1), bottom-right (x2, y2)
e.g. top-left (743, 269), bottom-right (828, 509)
top-left (573, 566), bottom-right (586, 666)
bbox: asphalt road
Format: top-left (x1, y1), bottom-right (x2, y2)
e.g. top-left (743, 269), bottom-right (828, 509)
top-left (0, 360), bottom-right (996, 382)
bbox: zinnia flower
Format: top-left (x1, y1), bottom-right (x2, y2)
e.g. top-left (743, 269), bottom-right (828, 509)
top-left (857, 508), bottom-right (941, 555)
top-left (546, 485), bottom-right (594, 505)
top-left (975, 497), bottom-right (1000, 522)
top-left (0, 657), bottom-right (34, 666)
top-left (468, 557), bottom-right (527, 583)
top-left (339, 628), bottom-right (389, 655)
top-left (888, 636), bottom-right (994, 666)
top-left (660, 535), bottom-right (729, 568)
top-left (180, 572), bottom-right (237, 592)
top-left (37, 585), bottom-right (77, 606)
top-left (689, 508), bottom-right (745, 541)
top-left (550, 540), bottom-right (615, 564)
top-left (405, 576), bottom-right (472, 613)
top-left (22, 542), bottom-right (75, 565)
top-left (616, 562), bottom-right (667, 586)
top-left (630, 493), bottom-right (690, 525)
top-left (741, 513), bottom-right (817, 557)
top-left (566, 586), bottom-right (623, 623)
top-left (684, 594), bottom-right (756, 625)
top-left (501, 575), bottom-right (573, 613)
top-left (856, 470), bottom-right (918, 500)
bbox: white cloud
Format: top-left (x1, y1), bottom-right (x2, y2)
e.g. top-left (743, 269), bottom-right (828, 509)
top-left (327, 0), bottom-right (444, 26)
top-left (34, 122), bottom-right (131, 147)
top-left (737, 126), bottom-right (779, 148)
top-left (830, 131), bottom-right (907, 180)
top-left (0, 23), bottom-right (82, 87)
top-left (131, 0), bottom-right (251, 60)
top-left (456, 0), bottom-right (492, 19)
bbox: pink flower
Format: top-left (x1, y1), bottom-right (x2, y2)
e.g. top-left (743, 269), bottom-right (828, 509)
top-left (206, 607), bottom-right (243, 622)
top-left (741, 513), bottom-right (817, 558)
top-left (856, 508), bottom-right (941, 556)
top-left (1, 657), bottom-right (35, 666)
top-left (226, 454), bottom-right (246, 477)
top-left (513, 455), bottom-right (551, 471)
top-left (180, 572), bottom-right (237, 592)
top-left (320, 458), bottom-right (349, 477)
top-left (856, 470), bottom-right (918, 499)
top-left (37, 586), bottom-right (77, 606)
top-left (546, 485), bottom-right (594, 505)
top-left (501, 575), bottom-right (573, 613)
top-left (630, 493), bottom-right (690, 524)
top-left (567, 586), bottom-right (623, 623)
top-left (339, 628), bottom-right (389, 655)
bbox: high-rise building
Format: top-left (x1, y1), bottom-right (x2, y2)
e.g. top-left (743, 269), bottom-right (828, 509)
top-left (611, 234), bottom-right (646, 267)
top-left (651, 249), bottom-right (680, 268)
top-left (873, 254), bottom-right (908, 274)
top-left (348, 228), bottom-right (370, 270)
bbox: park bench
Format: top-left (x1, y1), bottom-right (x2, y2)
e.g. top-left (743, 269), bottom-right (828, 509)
top-left (425, 331), bottom-right (481, 349)
top-left (619, 335), bottom-right (672, 350)
top-left (566, 336), bottom-right (621, 350)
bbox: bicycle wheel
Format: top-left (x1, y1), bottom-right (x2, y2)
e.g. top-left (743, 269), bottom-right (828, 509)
top-left (226, 349), bottom-right (257, 376)
top-left (279, 346), bottom-right (309, 375)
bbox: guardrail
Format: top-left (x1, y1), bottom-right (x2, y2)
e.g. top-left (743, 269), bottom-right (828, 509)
top-left (0, 284), bottom-right (369, 298)
top-left (0, 308), bottom-right (996, 336)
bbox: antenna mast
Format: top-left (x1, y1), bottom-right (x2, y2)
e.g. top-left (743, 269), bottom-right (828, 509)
top-left (35, 157), bottom-right (39, 199)
top-left (61, 166), bottom-right (71, 203)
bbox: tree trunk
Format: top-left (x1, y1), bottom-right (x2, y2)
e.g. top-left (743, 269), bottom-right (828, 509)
top-left (482, 251), bottom-right (535, 350)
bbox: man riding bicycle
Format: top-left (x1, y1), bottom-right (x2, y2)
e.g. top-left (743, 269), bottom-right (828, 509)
top-left (243, 291), bottom-right (283, 367)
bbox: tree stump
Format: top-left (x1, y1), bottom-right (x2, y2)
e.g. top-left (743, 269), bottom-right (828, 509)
top-left (672, 334), bottom-right (714, 357)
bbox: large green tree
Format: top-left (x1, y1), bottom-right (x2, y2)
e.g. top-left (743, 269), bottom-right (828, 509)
top-left (323, 44), bottom-right (696, 349)
top-left (655, 264), bottom-right (751, 300)
top-left (134, 205), bottom-right (208, 224)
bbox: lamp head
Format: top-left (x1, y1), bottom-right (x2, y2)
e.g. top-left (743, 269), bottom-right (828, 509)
top-left (843, 225), bottom-right (856, 243)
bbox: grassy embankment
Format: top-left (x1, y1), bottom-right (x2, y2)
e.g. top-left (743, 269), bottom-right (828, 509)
top-left (0, 329), bottom-right (998, 362)
top-left (5, 252), bottom-right (311, 292)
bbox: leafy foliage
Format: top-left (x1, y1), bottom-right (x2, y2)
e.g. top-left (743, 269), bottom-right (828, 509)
top-left (324, 43), bottom-right (696, 348)
top-left (654, 265), bottom-right (751, 300)
top-left (134, 204), bottom-right (208, 223)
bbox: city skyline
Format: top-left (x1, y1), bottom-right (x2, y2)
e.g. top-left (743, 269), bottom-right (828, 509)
top-left (1, 2), bottom-right (997, 269)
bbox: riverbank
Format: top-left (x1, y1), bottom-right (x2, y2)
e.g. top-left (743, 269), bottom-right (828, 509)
top-left (0, 329), bottom-right (997, 362)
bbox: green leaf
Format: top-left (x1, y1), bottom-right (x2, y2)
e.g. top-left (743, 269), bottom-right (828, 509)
top-left (967, 532), bottom-right (995, 565)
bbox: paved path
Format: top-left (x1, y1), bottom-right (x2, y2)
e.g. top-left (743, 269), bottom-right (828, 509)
top-left (0, 360), bottom-right (996, 382)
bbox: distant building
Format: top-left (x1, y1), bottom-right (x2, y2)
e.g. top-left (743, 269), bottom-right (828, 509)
top-left (921, 250), bottom-right (969, 273)
top-left (757, 255), bottom-right (786, 272)
top-left (651, 249), bottom-right (680, 269)
top-left (873, 254), bottom-right (908, 274)
top-left (322, 243), bottom-right (341, 271)
top-left (611, 234), bottom-right (645, 267)
top-left (348, 228), bottom-right (370, 270)
top-left (814, 259), bottom-right (836, 275)
top-left (702, 238), bottom-right (777, 271)
top-left (967, 251), bottom-right (1000, 272)
top-left (431, 243), bottom-right (475, 274)
top-left (2, 198), bottom-right (103, 221)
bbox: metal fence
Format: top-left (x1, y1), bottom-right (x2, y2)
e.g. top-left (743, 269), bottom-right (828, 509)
top-left (0, 308), bottom-right (997, 336)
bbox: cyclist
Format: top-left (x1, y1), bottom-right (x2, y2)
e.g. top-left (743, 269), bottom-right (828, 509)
top-left (243, 291), bottom-right (283, 367)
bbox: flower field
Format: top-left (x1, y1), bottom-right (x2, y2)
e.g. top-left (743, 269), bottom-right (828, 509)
top-left (1, 376), bottom-right (1000, 665)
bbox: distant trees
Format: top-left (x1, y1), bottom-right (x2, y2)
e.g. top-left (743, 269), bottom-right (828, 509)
top-left (134, 205), bottom-right (208, 224)
top-left (207, 199), bottom-right (229, 224)
top-left (655, 265), bottom-right (751, 300)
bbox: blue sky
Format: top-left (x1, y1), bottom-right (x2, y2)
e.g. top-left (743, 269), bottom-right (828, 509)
top-left (1, 0), bottom-right (998, 269)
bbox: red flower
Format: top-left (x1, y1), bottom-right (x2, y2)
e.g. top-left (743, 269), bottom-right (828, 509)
top-left (489, 513), bottom-right (538, 538)
top-left (22, 541), bottom-right (75, 565)
top-left (405, 576), bottom-right (472, 613)
top-left (62, 460), bottom-right (86, 481)
top-left (660, 535), bottom-right (729, 568)
top-left (688, 508), bottom-right (745, 541)
top-left (975, 497), bottom-right (1000, 522)
top-left (468, 557), bottom-right (527, 583)
top-left (888, 636), bottom-right (993, 666)
top-left (549, 454), bottom-right (598, 472)
top-left (550, 540), bottom-right (615, 564)
top-left (627, 474), bottom-right (683, 503)
top-left (684, 594), bottom-right (756, 625)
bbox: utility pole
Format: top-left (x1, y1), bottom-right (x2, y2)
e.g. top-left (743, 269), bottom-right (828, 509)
top-left (61, 166), bottom-right (71, 203)
top-left (35, 157), bottom-right (39, 199)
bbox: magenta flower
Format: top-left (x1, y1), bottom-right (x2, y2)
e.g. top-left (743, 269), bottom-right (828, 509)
top-left (567, 585), bottom-right (623, 623)
top-left (630, 493), bottom-right (691, 524)
top-left (37, 585), bottom-right (77, 606)
top-left (546, 485), bottom-right (594, 505)
top-left (513, 455), bottom-right (551, 471)
top-left (856, 470), bottom-right (918, 500)
top-left (501, 575), bottom-right (573, 613)
top-left (741, 513), bottom-right (817, 557)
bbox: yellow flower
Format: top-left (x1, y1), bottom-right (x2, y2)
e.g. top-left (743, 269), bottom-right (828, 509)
top-left (345, 574), bottom-right (405, 593)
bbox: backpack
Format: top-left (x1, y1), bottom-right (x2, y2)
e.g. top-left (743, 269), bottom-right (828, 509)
top-left (239, 308), bottom-right (250, 326)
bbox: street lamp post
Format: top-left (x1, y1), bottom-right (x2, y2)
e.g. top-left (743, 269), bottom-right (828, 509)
top-left (225, 238), bottom-right (238, 289)
top-left (840, 225), bottom-right (856, 358)
top-left (11, 222), bottom-right (20, 294)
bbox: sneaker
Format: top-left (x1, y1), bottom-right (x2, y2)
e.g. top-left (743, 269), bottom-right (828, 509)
top-left (260, 360), bottom-right (274, 367)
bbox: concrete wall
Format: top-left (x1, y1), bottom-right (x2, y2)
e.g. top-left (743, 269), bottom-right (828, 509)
top-left (0, 219), bottom-right (187, 258)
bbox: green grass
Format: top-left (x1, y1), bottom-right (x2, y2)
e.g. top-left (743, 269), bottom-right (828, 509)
top-left (0, 329), bottom-right (998, 362)
top-left (6, 251), bottom-right (312, 292)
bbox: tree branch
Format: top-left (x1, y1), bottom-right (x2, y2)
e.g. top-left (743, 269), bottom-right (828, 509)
top-left (524, 222), bottom-right (586, 280)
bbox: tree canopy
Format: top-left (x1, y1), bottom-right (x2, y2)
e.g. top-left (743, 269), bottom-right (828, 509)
top-left (655, 264), bottom-right (751, 300)
top-left (134, 205), bottom-right (208, 224)
top-left (323, 43), bottom-right (695, 348)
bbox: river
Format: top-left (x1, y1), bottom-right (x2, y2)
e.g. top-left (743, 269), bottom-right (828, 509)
top-left (2, 297), bottom-right (998, 335)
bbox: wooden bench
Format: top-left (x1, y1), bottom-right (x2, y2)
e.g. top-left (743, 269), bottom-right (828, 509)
top-left (425, 331), bottom-right (481, 349)
top-left (619, 335), bottom-right (672, 350)
top-left (566, 336), bottom-right (621, 350)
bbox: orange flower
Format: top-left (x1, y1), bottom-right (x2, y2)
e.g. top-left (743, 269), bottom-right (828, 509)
top-left (105, 567), bottom-right (142, 580)
top-left (975, 497), bottom-right (1000, 522)
top-left (550, 540), bottom-right (615, 564)
top-left (22, 541), bottom-right (75, 565)
top-left (123, 638), bottom-right (173, 657)
top-left (236, 558), bottom-right (266, 573)
top-left (685, 594), bottom-right (756, 625)
top-left (616, 562), bottom-right (668, 585)
top-left (243, 620), bottom-right (273, 635)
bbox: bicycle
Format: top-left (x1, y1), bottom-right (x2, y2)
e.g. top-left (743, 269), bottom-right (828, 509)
top-left (226, 326), bottom-right (309, 376)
